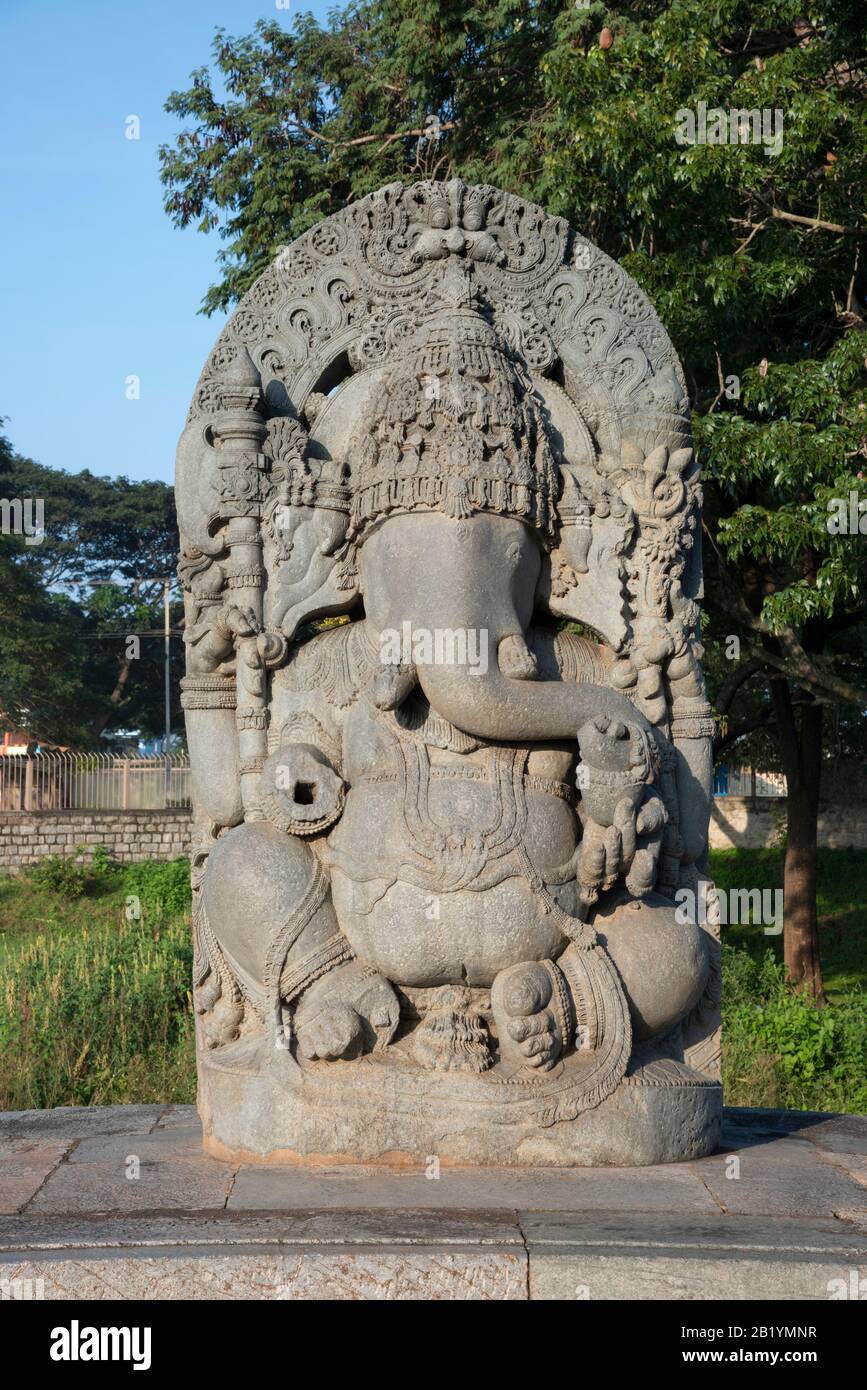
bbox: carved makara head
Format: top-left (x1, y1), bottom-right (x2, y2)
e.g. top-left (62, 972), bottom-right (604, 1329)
top-left (348, 300), bottom-right (560, 543)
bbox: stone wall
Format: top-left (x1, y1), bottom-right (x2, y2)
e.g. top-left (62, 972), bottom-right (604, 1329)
top-left (0, 810), bottom-right (193, 874)
top-left (0, 802), bottom-right (863, 873)
top-left (710, 797), bottom-right (867, 851)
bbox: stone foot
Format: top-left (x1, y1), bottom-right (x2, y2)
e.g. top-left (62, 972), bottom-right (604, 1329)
top-left (293, 960), bottom-right (400, 1061)
top-left (491, 960), bottom-right (572, 1076)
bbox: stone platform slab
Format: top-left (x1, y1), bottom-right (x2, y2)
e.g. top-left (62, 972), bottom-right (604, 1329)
top-left (0, 1104), bottom-right (865, 1300)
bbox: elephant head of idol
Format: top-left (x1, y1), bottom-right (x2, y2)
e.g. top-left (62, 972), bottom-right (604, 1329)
top-left (264, 272), bottom-right (649, 747)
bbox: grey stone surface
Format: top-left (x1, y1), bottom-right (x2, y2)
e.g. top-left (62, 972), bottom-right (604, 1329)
top-left (0, 1137), bottom-right (71, 1215)
top-left (67, 1129), bottom-right (204, 1165)
top-left (816, 1151), bottom-right (867, 1186)
top-left (523, 1213), bottom-right (867, 1300)
top-left (724, 1105), bottom-right (864, 1136)
top-left (689, 1137), bottom-right (867, 1217)
top-left (177, 178), bottom-right (720, 1165)
top-left (2, 1250), bottom-right (528, 1301)
top-left (0, 1209), bottom-right (524, 1251)
top-left (519, 1209), bottom-right (867, 1253)
top-left (837, 1208), bottom-right (867, 1233)
top-left (27, 1158), bottom-right (235, 1215)
top-left (529, 1252), bottom-right (866, 1301)
top-left (199, 1059), bottom-right (721, 1167)
top-left (0, 1104), bottom-right (167, 1140)
top-left (227, 1162), bottom-right (719, 1213)
top-left (151, 1105), bottom-right (201, 1133)
top-left (0, 810), bottom-right (192, 873)
top-left (0, 1105), bottom-right (865, 1298)
top-left (792, 1114), bottom-right (867, 1156)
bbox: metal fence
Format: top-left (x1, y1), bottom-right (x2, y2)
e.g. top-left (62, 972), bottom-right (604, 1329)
top-left (0, 752), bottom-right (192, 812)
top-left (0, 752), bottom-right (784, 811)
top-left (713, 766), bottom-right (787, 798)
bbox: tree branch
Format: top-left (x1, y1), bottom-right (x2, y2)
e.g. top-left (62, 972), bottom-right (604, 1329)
top-left (706, 345), bottom-right (727, 413)
top-left (713, 706), bottom-right (775, 762)
top-left (752, 192), bottom-right (867, 237)
top-left (713, 655), bottom-right (769, 717)
top-left (733, 215), bottom-right (769, 255)
top-left (285, 119), bottom-right (456, 150)
top-left (770, 207), bottom-right (867, 236)
top-left (702, 522), bottom-right (867, 708)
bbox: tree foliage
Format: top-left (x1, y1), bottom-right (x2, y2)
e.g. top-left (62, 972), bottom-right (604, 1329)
top-left (0, 430), bottom-right (183, 746)
top-left (160, 0), bottom-right (867, 721)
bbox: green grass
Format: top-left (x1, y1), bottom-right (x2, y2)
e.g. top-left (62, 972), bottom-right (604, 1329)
top-left (711, 848), bottom-right (867, 1114)
top-left (0, 855), bottom-right (196, 1110)
top-left (711, 847), bottom-right (867, 999)
top-left (0, 848), bottom-right (864, 1114)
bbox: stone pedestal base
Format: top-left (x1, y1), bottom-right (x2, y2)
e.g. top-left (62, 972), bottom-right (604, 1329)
top-left (198, 1044), bottom-right (722, 1167)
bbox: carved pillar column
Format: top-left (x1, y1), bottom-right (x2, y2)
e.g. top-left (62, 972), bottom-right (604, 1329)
top-left (211, 349), bottom-right (269, 821)
top-left (228, 514), bottom-right (268, 820)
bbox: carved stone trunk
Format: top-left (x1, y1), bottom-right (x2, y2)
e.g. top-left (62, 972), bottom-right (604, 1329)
top-left (176, 179), bottom-right (720, 1165)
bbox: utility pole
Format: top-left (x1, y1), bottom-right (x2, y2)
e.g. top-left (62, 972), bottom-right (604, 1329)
top-left (163, 577), bottom-right (172, 804)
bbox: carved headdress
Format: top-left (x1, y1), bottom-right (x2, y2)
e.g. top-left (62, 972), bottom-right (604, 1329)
top-left (348, 291), bottom-right (560, 542)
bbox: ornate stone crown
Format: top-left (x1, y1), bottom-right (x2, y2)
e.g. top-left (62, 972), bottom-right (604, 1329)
top-left (348, 301), bottom-right (560, 542)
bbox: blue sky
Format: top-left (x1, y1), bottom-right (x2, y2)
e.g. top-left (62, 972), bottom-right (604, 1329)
top-left (0, 0), bottom-right (331, 485)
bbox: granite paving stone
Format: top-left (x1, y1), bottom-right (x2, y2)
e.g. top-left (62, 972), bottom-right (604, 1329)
top-left (0, 1105), bottom-right (865, 1299)
top-left (227, 1160), bottom-right (718, 1213)
top-left (27, 1156), bottom-right (236, 1215)
top-left (688, 1136), bottom-right (867, 1218)
top-left (0, 1105), bottom-right (167, 1141)
top-left (0, 1136), bottom-right (72, 1215)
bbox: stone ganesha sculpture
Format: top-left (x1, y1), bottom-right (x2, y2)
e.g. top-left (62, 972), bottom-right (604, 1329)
top-left (176, 179), bottom-right (720, 1164)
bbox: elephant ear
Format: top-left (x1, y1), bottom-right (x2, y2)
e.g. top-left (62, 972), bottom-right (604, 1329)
top-left (536, 465), bottom-right (633, 652)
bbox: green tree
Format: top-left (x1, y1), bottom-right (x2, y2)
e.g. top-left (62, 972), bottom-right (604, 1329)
top-left (0, 539), bottom-right (104, 747)
top-left (699, 338), bottom-right (867, 1000)
top-left (159, 1), bottom-right (867, 995)
top-left (0, 430), bottom-right (184, 745)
